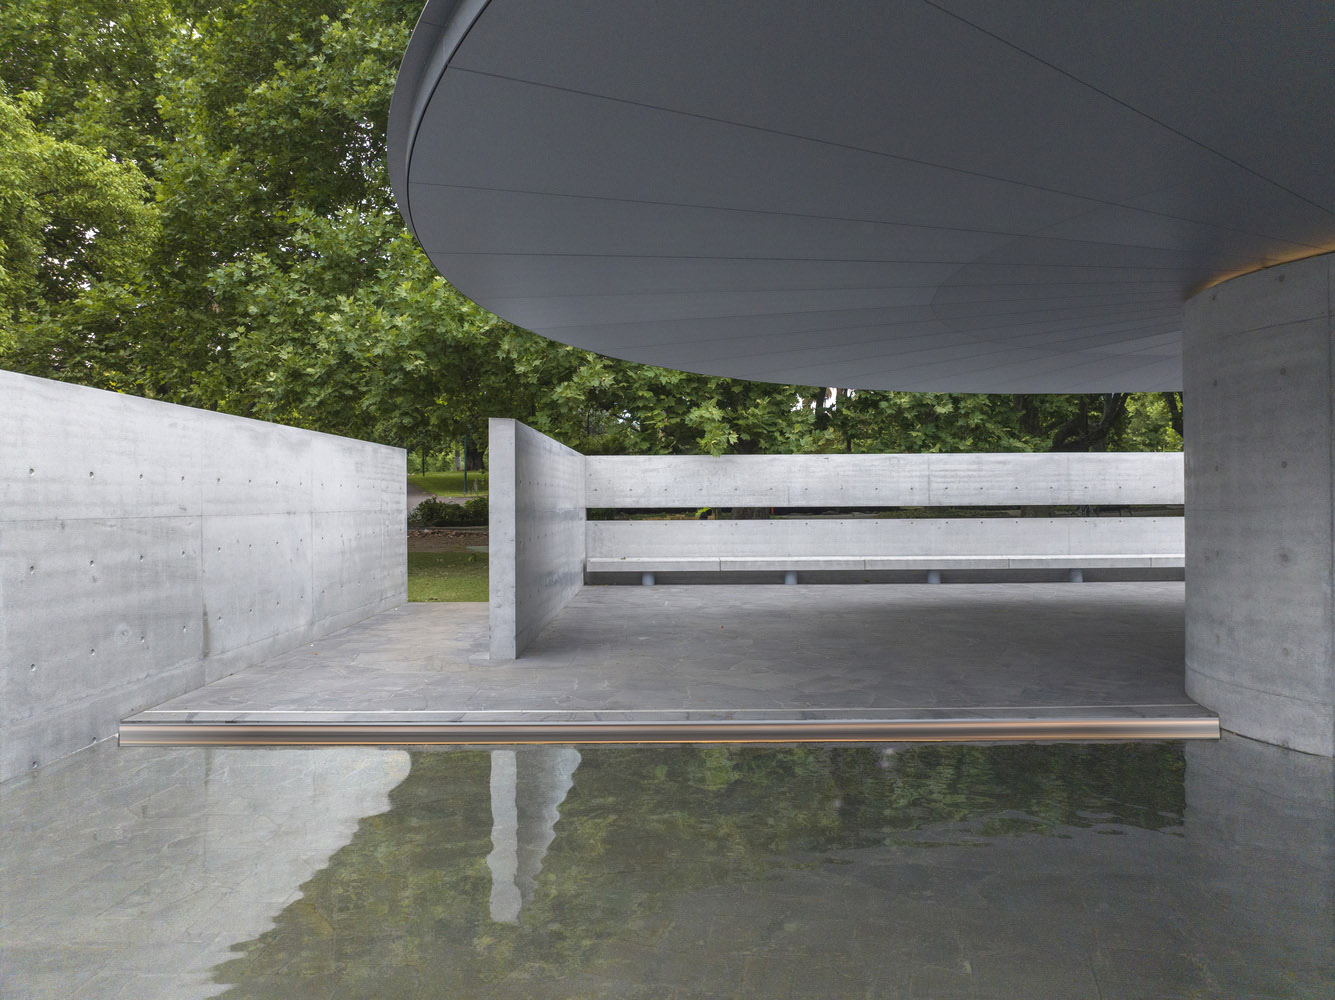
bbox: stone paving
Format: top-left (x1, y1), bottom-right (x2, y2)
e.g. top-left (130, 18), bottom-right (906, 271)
top-left (127, 583), bottom-right (1203, 724)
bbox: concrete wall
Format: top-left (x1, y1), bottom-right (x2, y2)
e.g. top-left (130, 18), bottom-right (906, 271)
top-left (1184, 253), bottom-right (1335, 756)
top-left (0, 371), bottom-right (406, 780)
top-left (586, 452), bottom-right (1183, 508)
top-left (587, 517), bottom-right (1184, 568)
top-left (488, 419), bottom-right (585, 659)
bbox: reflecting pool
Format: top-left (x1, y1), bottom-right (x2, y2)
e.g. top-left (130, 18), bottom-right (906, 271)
top-left (1, 735), bottom-right (1330, 999)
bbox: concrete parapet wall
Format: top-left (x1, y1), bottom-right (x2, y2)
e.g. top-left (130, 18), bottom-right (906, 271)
top-left (0, 371), bottom-right (406, 780)
top-left (1184, 254), bottom-right (1335, 756)
top-left (586, 452), bottom-right (1183, 508)
top-left (488, 419), bottom-right (585, 659)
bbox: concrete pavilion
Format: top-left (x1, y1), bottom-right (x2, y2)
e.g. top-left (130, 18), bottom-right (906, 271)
top-left (387, 1), bottom-right (1335, 756)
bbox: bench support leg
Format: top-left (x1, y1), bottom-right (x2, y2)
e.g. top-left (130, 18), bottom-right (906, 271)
top-left (641, 572), bottom-right (655, 586)
top-left (783, 571), bottom-right (798, 586)
top-left (1068, 569), bottom-right (1084, 583)
top-left (926, 570), bottom-right (941, 585)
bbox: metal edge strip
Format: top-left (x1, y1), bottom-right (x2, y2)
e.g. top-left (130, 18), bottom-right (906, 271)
top-left (119, 717), bottom-right (1220, 746)
top-left (389, 0), bottom-right (493, 237)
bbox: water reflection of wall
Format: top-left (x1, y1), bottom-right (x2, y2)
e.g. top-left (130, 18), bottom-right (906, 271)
top-left (193, 749), bottom-right (414, 995)
top-left (487, 748), bottom-right (581, 923)
top-left (0, 745), bottom-right (411, 1000)
top-left (1184, 734), bottom-right (1334, 983)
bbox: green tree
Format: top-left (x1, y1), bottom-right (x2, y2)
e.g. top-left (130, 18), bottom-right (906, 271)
top-left (212, 206), bottom-right (539, 450)
top-left (0, 93), bottom-right (158, 368)
top-left (0, 0), bottom-right (174, 170)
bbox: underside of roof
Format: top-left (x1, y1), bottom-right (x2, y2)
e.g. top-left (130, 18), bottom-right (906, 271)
top-left (390, 0), bottom-right (1335, 392)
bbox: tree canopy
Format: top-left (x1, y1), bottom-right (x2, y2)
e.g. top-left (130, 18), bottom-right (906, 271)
top-left (0, 0), bottom-right (1183, 457)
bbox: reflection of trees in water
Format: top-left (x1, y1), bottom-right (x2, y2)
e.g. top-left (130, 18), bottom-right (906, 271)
top-left (210, 742), bottom-right (1184, 997)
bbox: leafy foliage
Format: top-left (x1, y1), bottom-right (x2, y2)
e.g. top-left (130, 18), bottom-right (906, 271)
top-left (0, 94), bottom-right (158, 362)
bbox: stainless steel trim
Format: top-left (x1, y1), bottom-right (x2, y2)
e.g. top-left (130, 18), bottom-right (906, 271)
top-left (118, 717), bottom-right (1220, 746)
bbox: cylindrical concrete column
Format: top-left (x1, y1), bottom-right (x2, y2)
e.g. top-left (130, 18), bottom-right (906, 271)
top-left (1184, 253), bottom-right (1335, 756)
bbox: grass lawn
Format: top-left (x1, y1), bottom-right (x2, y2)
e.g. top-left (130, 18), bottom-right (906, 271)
top-left (407, 551), bottom-right (488, 602)
top-left (408, 470), bottom-right (488, 498)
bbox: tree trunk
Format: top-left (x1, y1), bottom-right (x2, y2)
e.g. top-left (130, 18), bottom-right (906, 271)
top-left (1049, 393), bottom-right (1128, 451)
top-left (1161, 392), bottom-right (1183, 437)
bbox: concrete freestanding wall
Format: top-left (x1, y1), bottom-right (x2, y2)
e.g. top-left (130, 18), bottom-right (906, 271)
top-left (488, 419), bottom-right (586, 660)
top-left (1185, 254), bottom-right (1335, 757)
top-left (1, 371), bottom-right (407, 780)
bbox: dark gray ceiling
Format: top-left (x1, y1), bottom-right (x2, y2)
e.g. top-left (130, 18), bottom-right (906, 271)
top-left (389, 0), bottom-right (1335, 391)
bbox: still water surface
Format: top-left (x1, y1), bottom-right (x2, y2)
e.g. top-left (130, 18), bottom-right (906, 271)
top-left (1, 735), bottom-right (1330, 999)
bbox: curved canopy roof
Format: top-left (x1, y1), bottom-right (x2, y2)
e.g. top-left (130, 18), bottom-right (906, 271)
top-left (390, 0), bottom-right (1335, 391)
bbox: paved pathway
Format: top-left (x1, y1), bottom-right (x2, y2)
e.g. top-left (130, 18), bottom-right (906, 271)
top-left (408, 477), bottom-right (476, 511)
top-left (406, 478), bottom-right (434, 510)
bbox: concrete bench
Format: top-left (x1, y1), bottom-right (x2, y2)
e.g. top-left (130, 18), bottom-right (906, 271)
top-left (586, 553), bottom-right (1185, 571)
top-left (589, 555), bottom-right (1184, 584)
top-left (584, 518), bottom-right (1185, 585)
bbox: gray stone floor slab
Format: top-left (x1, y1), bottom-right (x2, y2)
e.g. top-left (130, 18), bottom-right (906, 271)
top-left (127, 583), bottom-right (1205, 724)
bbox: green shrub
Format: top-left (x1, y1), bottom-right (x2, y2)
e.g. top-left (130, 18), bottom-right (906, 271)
top-left (408, 497), bottom-right (488, 528)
